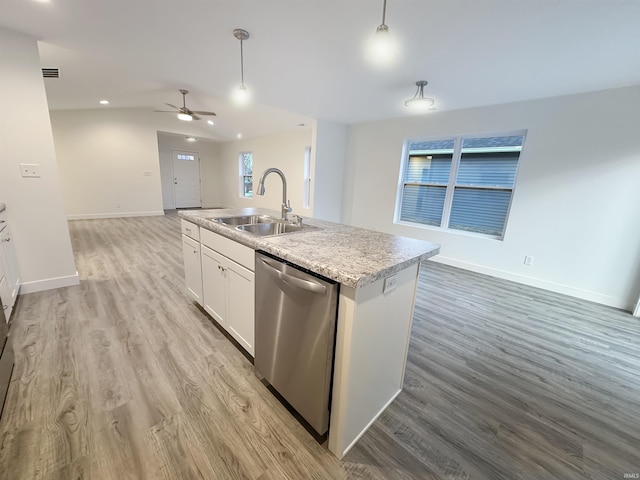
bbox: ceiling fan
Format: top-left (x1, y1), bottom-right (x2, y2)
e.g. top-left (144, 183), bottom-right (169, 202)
top-left (156, 89), bottom-right (216, 122)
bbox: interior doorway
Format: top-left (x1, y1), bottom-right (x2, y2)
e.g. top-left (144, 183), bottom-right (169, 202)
top-left (172, 150), bottom-right (201, 208)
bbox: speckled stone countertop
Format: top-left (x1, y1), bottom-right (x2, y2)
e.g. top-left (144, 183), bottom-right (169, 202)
top-left (179, 208), bottom-right (440, 289)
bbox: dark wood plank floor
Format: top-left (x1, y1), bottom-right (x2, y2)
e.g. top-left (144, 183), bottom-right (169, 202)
top-left (1, 211), bottom-right (639, 479)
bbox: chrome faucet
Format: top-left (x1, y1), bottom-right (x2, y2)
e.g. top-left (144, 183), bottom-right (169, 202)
top-left (257, 168), bottom-right (292, 221)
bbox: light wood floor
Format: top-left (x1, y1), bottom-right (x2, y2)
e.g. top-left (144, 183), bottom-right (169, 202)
top-left (1, 212), bottom-right (639, 479)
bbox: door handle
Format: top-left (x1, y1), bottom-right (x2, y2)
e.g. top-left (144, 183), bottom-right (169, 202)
top-left (258, 257), bottom-right (326, 294)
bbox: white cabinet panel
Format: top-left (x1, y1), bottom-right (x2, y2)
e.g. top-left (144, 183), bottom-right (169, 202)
top-left (0, 277), bottom-right (10, 322)
top-left (226, 263), bottom-right (255, 356)
top-left (182, 234), bottom-right (203, 305)
top-left (201, 245), bottom-right (227, 327)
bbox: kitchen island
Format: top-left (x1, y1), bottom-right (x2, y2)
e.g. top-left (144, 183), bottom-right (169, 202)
top-left (179, 208), bottom-right (440, 459)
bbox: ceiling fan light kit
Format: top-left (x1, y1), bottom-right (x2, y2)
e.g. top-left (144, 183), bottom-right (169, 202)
top-left (232, 29), bottom-right (251, 106)
top-left (405, 80), bottom-right (435, 112)
top-left (155, 89), bottom-right (216, 122)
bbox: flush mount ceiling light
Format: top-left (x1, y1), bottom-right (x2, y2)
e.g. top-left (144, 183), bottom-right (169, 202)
top-left (99, 99), bottom-right (109, 105)
top-left (232, 29), bottom-right (251, 106)
top-left (185, 136), bottom-right (197, 142)
top-left (367, 0), bottom-right (398, 66)
top-left (404, 80), bottom-right (435, 112)
top-left (207, 120), bottom-right (214, 125)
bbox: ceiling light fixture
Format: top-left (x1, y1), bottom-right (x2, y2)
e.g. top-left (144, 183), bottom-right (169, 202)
top-left (232, 29), bottom-right (251, 106)
top-left (368, 0), bottom-right (397, 66)
top-left (99, 99), bottom-right (109, 105)
top-left (404, 80), bottom-right (435, 112)
top-left (186, 136), bottom-right (197, 142)
top-left (177, 113), bottom-right (192, 121)
top-left (207, 120), bottom-right (214, 125)
top-left (237, 133), bottom-right (242, 139)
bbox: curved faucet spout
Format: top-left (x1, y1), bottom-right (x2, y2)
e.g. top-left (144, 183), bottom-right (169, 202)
top-left (257, 168), bottom-right (292, 220)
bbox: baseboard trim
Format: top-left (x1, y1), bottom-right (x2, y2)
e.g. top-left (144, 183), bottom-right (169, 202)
top-left (429, 256), bottom-right (628, 310)
top-left (67, 211), bottom-right (165, 220)
top-left (19, 272), bottom-right (80, 294)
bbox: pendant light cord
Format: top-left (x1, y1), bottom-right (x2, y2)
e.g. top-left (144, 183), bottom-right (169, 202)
top-left (240, 39), bottom-right (245, 87)
top-left (381, 0), bottom-right (387, 25)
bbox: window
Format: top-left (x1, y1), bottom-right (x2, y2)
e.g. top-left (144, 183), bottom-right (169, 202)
top-left (303, 146), bottom-right (311, 209)
top-left (397, 132), bottom-right (525, 238)
top-left (176, 153), bottom-right (195, 161)
top-left (239, 152), bottom-right (253, 197)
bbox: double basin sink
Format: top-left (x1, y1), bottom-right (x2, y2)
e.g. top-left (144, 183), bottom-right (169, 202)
top-left (213, 215), bottom-right (317, 237)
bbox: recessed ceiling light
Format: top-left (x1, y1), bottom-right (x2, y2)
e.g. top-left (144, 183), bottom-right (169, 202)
top-left (207, 120), bottom-right (214, 125)
top-left (99, 100), bottom-right (109, 105)
top-left (186, 136), bottom-right (197, 142)
top-left (237, 133), bottom-right (242, 139)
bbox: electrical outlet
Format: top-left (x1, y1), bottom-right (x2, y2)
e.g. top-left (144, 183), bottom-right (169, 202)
top-left (383, 274), bottom-right (398, 293)
top-left (19, 163), bottom-right (40, 178)
top-left (524, 256), bottom-right (534, 266)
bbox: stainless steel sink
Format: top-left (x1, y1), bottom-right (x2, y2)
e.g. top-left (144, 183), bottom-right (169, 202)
top-left (236, 222), bottom-right (317, 237)
top-left (214, 215), bottom-right (280, 226)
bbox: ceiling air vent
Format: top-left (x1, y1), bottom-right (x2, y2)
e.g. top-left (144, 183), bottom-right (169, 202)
top-left (42, 68), bottom-right (59, 79)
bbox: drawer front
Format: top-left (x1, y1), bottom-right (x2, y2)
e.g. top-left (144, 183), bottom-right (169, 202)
top-left (181, 219), bottom-right (199, 241)
top-left (200, 228), bottom-right (254, 272)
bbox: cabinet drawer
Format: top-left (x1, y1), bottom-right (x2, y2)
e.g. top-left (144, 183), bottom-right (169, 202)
top-left (200, 228), bottom-right (254, 271)
top-left (181, 219), bottom-right (199, 241)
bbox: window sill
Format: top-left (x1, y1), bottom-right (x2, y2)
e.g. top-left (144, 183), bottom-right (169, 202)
top-left (394, 220), bottom-right (504, 241)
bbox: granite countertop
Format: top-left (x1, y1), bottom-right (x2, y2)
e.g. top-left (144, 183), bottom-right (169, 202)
top-left (179, 208), bottom-right (440, 289)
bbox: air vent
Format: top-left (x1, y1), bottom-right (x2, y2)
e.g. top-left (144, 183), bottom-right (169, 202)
top-left (42, 68), bottom-right (59, 79)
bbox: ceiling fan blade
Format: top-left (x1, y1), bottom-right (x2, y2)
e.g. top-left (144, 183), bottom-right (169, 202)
top-left (191, 111), bottom-right (217, 116)
top-left (164, 103), bottom-right (179, 110)
top-left (191, 114), bottom-right (201, 121)
top-left (153, 110), bottom-right (178, 113)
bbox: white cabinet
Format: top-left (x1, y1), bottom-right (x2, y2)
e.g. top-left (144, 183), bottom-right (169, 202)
top-left (0, 209), bottom-right (20, 322)
top-left (201, 246), bottom-right (226, 324)
top-left (225, 260), bottom-right (255, 355)
top-left (182, 234), bottom-right (203, 305)
top-left (180, 219), bottom-right (255, 357)
top-left (201, 244), bottom-right (255, 356)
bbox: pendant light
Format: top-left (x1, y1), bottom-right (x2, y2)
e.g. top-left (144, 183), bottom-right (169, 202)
top-left (367, 0), bottom-right (397, 66)
top-left (232, 29), bottom-right (251, 106)
top-left (404, 81), bottom-right (435, 112)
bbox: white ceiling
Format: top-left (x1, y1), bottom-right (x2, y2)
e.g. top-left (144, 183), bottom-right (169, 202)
top-left (2, 0), bottom-right (640, 140)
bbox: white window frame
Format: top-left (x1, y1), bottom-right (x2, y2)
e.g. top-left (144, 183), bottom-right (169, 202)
top-left (239, 151), bottom-right (253, 198)
top-left (302, 146), bottom-right (311, 209)
top-left (394, 130), bottom-right (527, 240)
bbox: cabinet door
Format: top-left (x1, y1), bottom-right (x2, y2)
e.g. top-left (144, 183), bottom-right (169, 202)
top-left (201, 246), bottom-right (227, 327)
top-left (0, 276), bottom-right (11, 323)
top-left (182, 235), bottom-right (203, 305)
top-left (226, 262), bottom-right (255, 357)
top-left (0, 227), bottom-right (18, 305)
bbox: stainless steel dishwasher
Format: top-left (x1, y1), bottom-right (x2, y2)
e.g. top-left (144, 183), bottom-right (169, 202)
top-left (255, 251), bottom-right (339, 436)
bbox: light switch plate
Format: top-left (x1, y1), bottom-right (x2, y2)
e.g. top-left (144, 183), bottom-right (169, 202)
top-left (19, 163), bottom-right (40, 178)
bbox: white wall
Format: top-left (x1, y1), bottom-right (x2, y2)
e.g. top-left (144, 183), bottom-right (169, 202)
top-left (51, 108), bottom-right (171, 219)
top-left (157, 133), bottom-right (223, 209)
top-left (311, 119), bottom-right (348, 222)
top-left (0, 27), bottom-right (78, 293)
top-left (343, 86), bottom-right (640, 310)
top-left (217, 129), bottom-right (313, 215)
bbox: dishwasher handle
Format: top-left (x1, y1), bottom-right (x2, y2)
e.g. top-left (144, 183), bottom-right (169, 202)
top-left (258, 257), bottom-right (327, 294)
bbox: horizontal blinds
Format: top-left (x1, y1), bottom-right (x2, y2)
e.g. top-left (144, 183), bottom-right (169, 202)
top-left (400, 185), bottom-right (446, 226)
top-left (405, 155), bottom-right (452, 183)
top-left (456, 152), bottom-right (519, 187)
top-left (449, 188), bottom-right (512, 236)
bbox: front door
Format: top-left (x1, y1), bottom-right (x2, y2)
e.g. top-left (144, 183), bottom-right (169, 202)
top-left (172, 151), bottom-right (201, 208)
